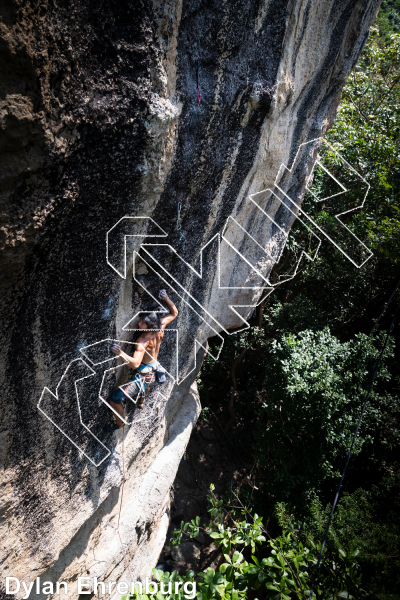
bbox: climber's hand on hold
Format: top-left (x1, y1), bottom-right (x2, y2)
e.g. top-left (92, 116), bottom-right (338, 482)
top-left (159, 291), bottom-right (178, 327)
top-left (111, 343), bottom-right (122, 356)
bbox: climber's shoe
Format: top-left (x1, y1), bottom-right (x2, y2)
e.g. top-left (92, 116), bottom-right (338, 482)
top-left (137, 396), bottom-right (144, 409)
top-left (103, 421), bottom-right (124, 433)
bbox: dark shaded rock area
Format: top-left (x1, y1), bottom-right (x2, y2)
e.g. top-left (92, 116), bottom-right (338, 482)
top-left (159, 412), bottom-right (248, 574)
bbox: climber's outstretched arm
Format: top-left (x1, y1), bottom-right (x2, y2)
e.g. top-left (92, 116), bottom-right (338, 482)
top-left (159, 289), bottom-right (178, 329)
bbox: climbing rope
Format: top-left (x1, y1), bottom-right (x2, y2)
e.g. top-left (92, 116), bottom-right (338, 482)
top-left (102, 426), bottom-right (134, 582)
top-left (102, 354), bottom-right (146, 580)
top-left (309, 278), bottom-right (400, 598)
top-left (195, 56), bottom-right (201, 103)
top-left (117, 427), bottom-right (134, 581)
top-left (370, 278), bottom-right (400, 334)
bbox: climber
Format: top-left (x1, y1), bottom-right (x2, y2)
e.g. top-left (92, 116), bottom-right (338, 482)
top-left (104, 290), bottom-right (178, 432)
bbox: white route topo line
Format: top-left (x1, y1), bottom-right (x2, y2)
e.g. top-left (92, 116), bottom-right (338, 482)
top-left (38, 136), bottom-right (373, 465)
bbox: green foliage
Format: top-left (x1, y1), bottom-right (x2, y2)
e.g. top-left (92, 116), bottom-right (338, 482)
top-left (251, 328), bottom-right (395, 501)
top-left (125, 486), bottom-right (365, 600)
top-left (275, 475), bottom-right (400, 600)
top-left (324, 29), bottom-right (400, 266)
top-left (121, 568), bottom-right (196, 600)
top-left (377, 0), bottom-right (400, 41)
top-left (326, 476), bottom-right (400, 598)
top-left (200, 323), bottom-right (396, 507)
top-left (171, 516), bottom-right (201, 547)
top-left (171, 484), bottom-right (267, 555)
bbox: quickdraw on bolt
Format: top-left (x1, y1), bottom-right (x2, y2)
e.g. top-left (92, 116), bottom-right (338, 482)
top-left (195, 55), bottom-right (201, 103)
top-left (176, 201), bottom-right (182, 231)
top-left (101, 517), bottom-right (117, 531)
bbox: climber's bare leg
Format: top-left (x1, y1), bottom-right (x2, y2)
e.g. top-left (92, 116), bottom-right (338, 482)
top-left (110, 400), bottom-right (124, 427)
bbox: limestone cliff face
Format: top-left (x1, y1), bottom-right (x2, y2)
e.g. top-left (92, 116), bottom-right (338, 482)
top-left (0, 0), bottom-right (380, 597)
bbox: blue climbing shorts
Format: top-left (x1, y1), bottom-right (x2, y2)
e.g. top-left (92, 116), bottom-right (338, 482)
top-left (109, 387), bottom-right (132, 405)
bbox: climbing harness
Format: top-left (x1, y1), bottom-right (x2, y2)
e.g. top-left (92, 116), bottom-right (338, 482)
top-left (130, 371), bottom-right (147, 395)
top-left (119, 362), bottom-right (157, 403)
top-left (176, 200), bottom-right (182, 231)
top-left (195, 55), bottom-right (201, 103)
top-left (309, 278), bottom-right (400, 599)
